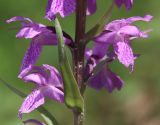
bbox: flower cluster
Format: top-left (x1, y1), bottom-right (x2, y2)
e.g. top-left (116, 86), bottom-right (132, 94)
top-left (7, 0), bottom-right (152, 124)
top-left (85, 15), bottom-right (152, 92)
top-left (45, 0), bottom-right (133, 20)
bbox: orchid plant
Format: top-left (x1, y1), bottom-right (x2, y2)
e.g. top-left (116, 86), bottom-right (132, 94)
top-left (2, 0), bottom-right (153, 125)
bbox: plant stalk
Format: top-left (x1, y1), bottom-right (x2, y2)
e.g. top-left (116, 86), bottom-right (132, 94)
top-left (73, 0), bottom-right (87, 125)
top-left (73, 109), bottom-right (84, 125)
top-left (74, 0), bottom-right (87, 86)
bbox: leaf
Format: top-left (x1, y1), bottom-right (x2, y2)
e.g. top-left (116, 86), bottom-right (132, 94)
top-left (0, 78), bottom-right (26, 98)
top-left (84, 2), bottom-right (114, 42)
top-left (0, 78), bottom-right (59, 125)
top-left (41, 113), bottom-right (54, 125)
top-left (55, 17), bottom-right (84, 112)
top-left (38, 107), bottom-right (58, 125)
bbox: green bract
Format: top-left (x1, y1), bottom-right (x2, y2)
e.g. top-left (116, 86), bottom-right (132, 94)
top-left (55, 17), bottom-right (84, 112)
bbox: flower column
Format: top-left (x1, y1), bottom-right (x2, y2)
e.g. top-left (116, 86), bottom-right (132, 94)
top-left (73, 0), bottom-right (87, 125)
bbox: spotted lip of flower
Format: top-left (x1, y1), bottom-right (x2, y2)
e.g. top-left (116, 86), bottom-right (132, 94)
top-left (85, 45), bottom-right (124, 93)
top-left (18, 64), bottom-right (64, 119)
top-left (115, 0), bottom-right (133, 10)
top-left (94, 15), bottom-right (153, 70)
top-left (45, 0), bottom-right (97, 21)
top-left (6, 16), bottom-right (73, 71)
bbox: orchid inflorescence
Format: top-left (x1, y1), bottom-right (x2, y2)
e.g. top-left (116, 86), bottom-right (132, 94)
top-left (6, 0), bottom-right (153, 125)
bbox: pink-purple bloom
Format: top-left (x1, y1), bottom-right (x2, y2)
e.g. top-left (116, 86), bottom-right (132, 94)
top-left (84, 15), bottom-right (152, 92)
top-left (85, 44), bottom-right (124, 93)
top-left (94, 15), bottom-right (153, 70)
top-left (6, 16), bottom-right (72, 71)
top-left (45, 0), bottom-right (76, 20)
top-left (115, 0), bottom-right (133, 10)
top-left (88, 65), bottom-right (124, 93)
top-left (18, 64), bottom-right (64, 118)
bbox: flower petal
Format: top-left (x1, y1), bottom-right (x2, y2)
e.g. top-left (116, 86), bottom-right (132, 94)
top-left (87, 0), bottom-right (97, 15)
top-left (105, 19), bottom-right (127, 31)
top-left (85, 48), bottom-right (93, 60)
top-left (88, 65), bottom-right (124, 92)
top-left (20, 30), bottom-right (72, 71)
top-left (18, 65), bottom-right (32, 79)
top-left (6, 16), bottom-right (32, 24)
top-left (114, 0), bottom-right (123, 7)
top-left (42, 85), bottom-right (64, 103)
top-left (33, 32), bottom-right (59, 45)
top-left (124, 0), bottom-right (133, 10)
top-left (92, 42), bottom-right (109, 58)
top-left (118, 25), bottom-right (142, 37)
top-left (94, 31), bottom-right (116, 43)
top-left (106, 15), bottom-right (153, 31)
top-left (21, 41), bottom-right (42, 71)
top-left (115, 0), bottom-right (133, 10)
top-left (114, 41), bottom-right (134, 68)
top-left (45, 0), bottom-right (76, 20)
top-left (16, 27), bottom-right (43, 39)
top-left (19, 66), bottom-right (48, 86)
top-left (126, 15), bottom-right (153, 24)
top-left (7, 16), bottom-right (50, 39)
top-left (88, 69), bottom-right (106, 90)
top-left (104, 68), bottom-right (124, 92)
top-left (18, 89), bottom-right (45, 119)
top-left (19, 64), bottom-right (63, 90)
top-left (43, 64), bottom-right (63, 88)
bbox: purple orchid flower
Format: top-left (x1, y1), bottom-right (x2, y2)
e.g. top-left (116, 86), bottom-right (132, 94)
top-left (94, 15), bottom-right (153, 70)
top-left (45, 0), bottom-right (76, 20)
top-left (18, 64), bottom-right (64, 118)
top-left (115, 0), bottom-right (133, 10)
top-left (85, 43), bottom-right (124, 93)
top-left (45, 0), bottom-right (97, 20)
top-left (23, 119), bottom-right (46, 125)
top-left (6, 16), bottom-right (72, 71)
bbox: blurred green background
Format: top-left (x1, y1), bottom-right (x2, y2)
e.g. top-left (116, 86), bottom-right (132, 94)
top-left (0, 0), bottom-right (160, 125)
